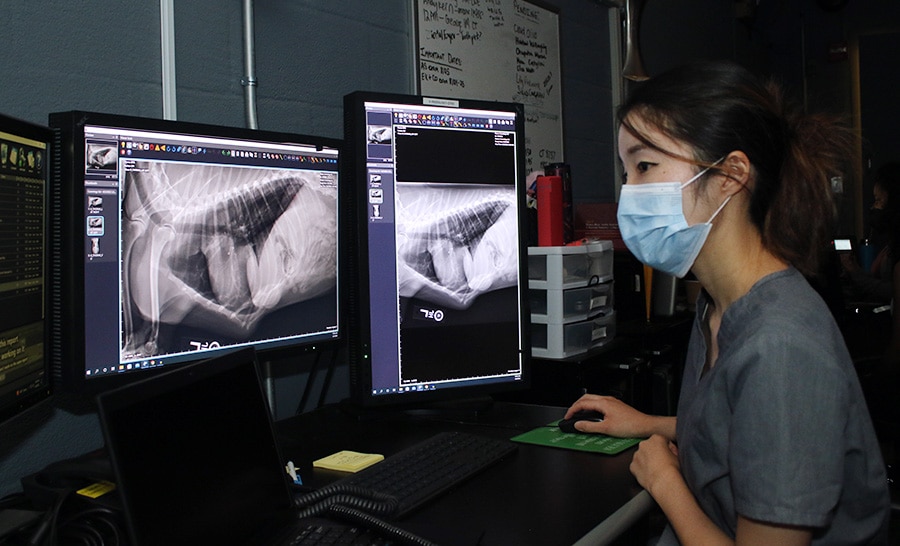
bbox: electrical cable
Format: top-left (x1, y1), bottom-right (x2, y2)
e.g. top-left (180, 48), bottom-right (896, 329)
top-left (26, 488), bottom-right (68, 546)
top-left (295, 485), bottom-right (398, 518)
top-left (0, 492), bottom-right (29, 510)
top-left (25, 487), bottom-right (124, 546)
top-left (296, 350), bottom-right (323, 415)
top-left (326, 504), bottom-right (438, 546)
top-left (56, 506), bottom-right (122, 546)
top-left (296, 493), bottom-right (396, 522)
top-left (316, 348), bottom-right (340, 408)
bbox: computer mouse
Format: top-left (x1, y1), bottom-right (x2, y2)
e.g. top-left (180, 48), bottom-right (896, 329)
top-left (558, 410), bottom-right (604, 433)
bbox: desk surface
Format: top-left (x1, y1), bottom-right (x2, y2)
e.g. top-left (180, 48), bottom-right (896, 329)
top-left (274, 401), bottom-right (647, 546)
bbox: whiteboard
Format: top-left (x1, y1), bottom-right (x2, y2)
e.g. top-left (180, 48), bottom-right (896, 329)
top-left (416, 0), bottom-right (563, 173)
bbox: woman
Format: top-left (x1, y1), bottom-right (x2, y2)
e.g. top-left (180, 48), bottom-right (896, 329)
top-left (566, 61), bottom-right (890, 544)
top-left (840, 162), bottom-right (900, 304)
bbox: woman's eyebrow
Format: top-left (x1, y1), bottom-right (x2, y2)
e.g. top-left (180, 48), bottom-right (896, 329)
top-left (625, 143), bottom-right (648, 156)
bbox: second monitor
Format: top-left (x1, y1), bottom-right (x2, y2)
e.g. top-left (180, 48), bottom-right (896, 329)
top-left (343, 92), bottom-right (530, 409)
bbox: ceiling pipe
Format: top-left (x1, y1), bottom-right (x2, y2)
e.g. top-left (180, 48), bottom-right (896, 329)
top-left (241, 0), bottom-right (259, 130)
top-left (160, 0), bottom-right (177, 120)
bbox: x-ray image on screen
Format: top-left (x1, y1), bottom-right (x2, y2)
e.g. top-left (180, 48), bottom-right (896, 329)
top-left (395, 184), bottom-right (517, 310)
top-left (120, 160), bottom-right (337, 360)
top-left (86, 141), bottom-right (118, 170)
top-left (395, 183), bottom-right (520, 384)
top-left (368, 125), bottom-right (392, 144)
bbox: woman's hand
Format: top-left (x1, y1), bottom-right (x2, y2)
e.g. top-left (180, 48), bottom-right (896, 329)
top-left (564, 394), bottom-right (659, 438)
top-left (630, 434), bottom-right (680, 495)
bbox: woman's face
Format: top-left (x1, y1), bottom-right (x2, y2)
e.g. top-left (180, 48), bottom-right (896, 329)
top-left (873, 183), bottom-right (887, 210)
top-left (618, 116), bottom-right (712, 225)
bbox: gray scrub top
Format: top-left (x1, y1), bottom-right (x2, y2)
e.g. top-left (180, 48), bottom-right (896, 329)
top-left (663, 268), bottom-right (889, 544)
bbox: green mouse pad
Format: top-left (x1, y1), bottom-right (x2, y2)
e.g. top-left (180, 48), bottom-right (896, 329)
top-left (510, 421), bottom-right (642, 455)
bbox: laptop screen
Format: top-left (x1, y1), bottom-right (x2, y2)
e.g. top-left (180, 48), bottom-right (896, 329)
top-left (97, 347), bottom-right (293, 545)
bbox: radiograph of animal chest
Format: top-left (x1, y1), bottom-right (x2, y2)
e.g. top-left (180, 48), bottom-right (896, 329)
top-left (120, 161), bottom-right (336, 358)
top-left (395, 185), bottom-right (518, 309)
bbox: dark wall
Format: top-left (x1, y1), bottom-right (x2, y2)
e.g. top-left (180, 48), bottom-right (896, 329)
top-left (555, 0), bottom-right (618, 202)
top-left (172, 1), bottom-right (415, 135)
top-left (5, 3), bottom-right (163, 120)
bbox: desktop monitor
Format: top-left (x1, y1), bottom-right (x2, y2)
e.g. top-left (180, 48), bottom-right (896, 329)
top-left (0, 113), bottom-right (52, 422)
top-left (343, 91), bottom-right (530, 408)
top-left (49, 111), bottom-right (342, 395)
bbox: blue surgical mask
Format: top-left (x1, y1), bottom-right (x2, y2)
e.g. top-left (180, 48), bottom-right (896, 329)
top-left (617, 165), bottom-right (730, 278)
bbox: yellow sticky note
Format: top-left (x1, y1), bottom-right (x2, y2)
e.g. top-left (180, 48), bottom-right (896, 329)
top-left (313, 450), bottom-right (384, 473)
top-left (76, 480), bottom-right (116, 499)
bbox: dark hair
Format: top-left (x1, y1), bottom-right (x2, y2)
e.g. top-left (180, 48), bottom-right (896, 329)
top-left (617, 60), bottom-right (852, 277)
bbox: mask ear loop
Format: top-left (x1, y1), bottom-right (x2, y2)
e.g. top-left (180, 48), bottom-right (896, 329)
top-left (680, 157), bottom-right (731, 223)
top-left (679, 157), bottom-right (726, 190)
top-left (706, 193), bottom-right (732, 223)
top-left (679, 167), bottom-right (711, 190)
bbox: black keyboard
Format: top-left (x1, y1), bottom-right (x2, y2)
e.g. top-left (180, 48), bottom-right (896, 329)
top-left (336, 431), bottom-right (517, 517)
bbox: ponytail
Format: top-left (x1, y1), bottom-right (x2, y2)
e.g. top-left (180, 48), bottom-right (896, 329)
top-left (762, 85), bottom-right (852, 276)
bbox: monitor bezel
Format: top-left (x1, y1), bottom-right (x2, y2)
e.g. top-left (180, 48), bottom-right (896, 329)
top-left (49, 110), bottom-right (344, 397)
top-left (343, 91), bottom-right (531, 409)
top-left (0, 112), bottom-right (53, 423)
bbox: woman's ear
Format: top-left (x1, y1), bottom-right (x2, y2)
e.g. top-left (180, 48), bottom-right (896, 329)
top-left (719, 151), bottom-right (751, 195)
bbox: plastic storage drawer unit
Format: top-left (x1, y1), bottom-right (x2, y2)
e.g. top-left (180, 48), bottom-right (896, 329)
top-left (531, 310), bottom-right (617, 359)
top-left (527, 241), bottom-right (613, 290)
top-left (529, 283), bottom-right (614, 324)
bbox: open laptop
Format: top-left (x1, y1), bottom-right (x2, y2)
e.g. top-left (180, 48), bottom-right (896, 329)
top-left (96, 347), bottom-right (399, 545)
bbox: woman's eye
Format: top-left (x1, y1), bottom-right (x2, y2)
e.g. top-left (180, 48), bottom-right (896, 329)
top-left (636, 161), bottom-right (654, 173)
